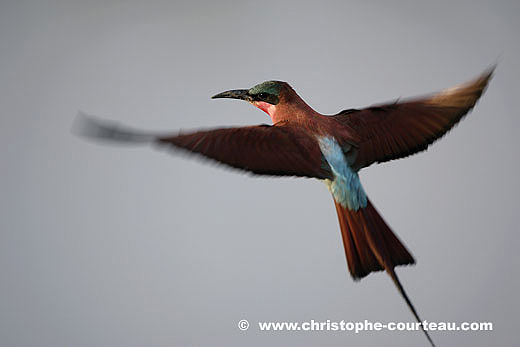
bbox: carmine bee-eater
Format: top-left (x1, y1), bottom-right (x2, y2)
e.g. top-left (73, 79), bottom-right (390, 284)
top-left (75, 67), bottom-right (494, 347)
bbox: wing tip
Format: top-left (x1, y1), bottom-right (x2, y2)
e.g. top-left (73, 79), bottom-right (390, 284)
top-left (72, 111), bottom-right (155, 144)
top-left (427, 65), bottom-right (495, 109)
top-left (474, 63), bottom-right (496, 88)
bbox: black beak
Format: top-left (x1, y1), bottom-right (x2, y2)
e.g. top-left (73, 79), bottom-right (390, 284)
top-left (211, 89), bottom-right (251, 101)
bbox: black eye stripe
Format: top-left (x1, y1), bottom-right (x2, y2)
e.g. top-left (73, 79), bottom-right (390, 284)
top-left (251, 91), bottom-right (280, 105)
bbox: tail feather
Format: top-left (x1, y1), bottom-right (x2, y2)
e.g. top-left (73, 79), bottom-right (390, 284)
top-left (386, 267), bottom-right (436, 347)
top-left (334, 198), bottom-right (414, 279)
top-left (334, 202), bottom-right (382, 279)
top-left (334, 198), bottom-right (435, 347)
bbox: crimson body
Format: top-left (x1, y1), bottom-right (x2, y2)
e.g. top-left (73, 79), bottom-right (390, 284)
top-left (75, 67), bottom-right (494, 347)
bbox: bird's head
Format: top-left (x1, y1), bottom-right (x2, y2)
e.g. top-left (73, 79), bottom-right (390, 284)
top-left (212, 80), bottom-right (290, 120)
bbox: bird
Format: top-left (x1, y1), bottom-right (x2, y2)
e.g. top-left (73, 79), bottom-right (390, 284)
top-left (74, 66), bottom-right (494, 347)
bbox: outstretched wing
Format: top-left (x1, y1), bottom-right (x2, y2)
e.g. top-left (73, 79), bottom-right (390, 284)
top-left (333, 67), bottom-right (494, 170)
top-left (74, 114), bottom-right (331, 179)
top-left (158, 124), bottom-right (332, 178)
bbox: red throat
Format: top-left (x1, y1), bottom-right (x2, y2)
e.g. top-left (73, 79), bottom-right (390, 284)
top-left (253, 101), bottom-right (276, 120)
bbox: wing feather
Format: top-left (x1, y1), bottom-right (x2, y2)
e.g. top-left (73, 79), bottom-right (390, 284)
top-left (158, 124), bottom-right (330, 178)
top-left (73, 114), bottom-right (330, 179)
top-left (333, 67), bottom-right (494, 169)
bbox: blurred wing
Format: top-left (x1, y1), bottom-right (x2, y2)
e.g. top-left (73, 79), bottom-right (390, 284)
top-left (333, 67), bottom-right (494, 170)
top-left (158, 124), bottom-right (330, 178)
top-left (73, 114), bottom-right (330, 179)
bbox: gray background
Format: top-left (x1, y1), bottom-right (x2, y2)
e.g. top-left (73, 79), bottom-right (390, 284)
top-left (1, 0), bottom-right (519, 346)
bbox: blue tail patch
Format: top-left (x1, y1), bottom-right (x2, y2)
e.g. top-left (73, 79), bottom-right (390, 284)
top-left (318, 136), bottom-right (367, 211)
